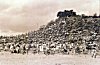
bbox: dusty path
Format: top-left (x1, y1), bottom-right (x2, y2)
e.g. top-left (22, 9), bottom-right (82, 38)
top-left (0, 52), bottom-right (100, 65)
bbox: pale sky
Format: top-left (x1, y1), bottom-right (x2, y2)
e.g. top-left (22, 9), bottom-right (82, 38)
top-left (0, 0), bottom-right (99, 36)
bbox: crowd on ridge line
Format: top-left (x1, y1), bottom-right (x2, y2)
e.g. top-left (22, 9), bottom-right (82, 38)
top-left (0, 16), bottom-right (100, 58)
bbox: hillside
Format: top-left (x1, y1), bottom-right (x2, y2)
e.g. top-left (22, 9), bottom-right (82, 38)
top-left (0, 16), bottom-right (100, 55)
top-left (28, 17), bottom-right (100, 48)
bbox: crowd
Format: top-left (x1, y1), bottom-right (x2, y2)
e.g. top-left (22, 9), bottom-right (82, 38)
top-left (0, 14), bottom-right (100, 58)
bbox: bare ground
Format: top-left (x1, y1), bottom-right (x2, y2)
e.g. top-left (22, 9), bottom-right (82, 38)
top-left (0, 51), bottom-right (100, 65)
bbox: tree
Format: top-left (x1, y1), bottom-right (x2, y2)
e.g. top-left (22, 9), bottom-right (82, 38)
top-left (81, 14), bottom-right (86, 18)
top-left (93, 13), bottom-right (97, 18)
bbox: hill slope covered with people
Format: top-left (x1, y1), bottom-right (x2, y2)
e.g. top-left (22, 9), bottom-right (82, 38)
top-left (0, 10), bottom-right (100, 55)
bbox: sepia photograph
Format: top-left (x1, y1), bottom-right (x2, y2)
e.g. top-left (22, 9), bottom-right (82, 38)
top-left (0, 0), bottom-right (100, 65)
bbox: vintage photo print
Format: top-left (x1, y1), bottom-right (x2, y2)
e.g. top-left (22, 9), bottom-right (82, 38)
top-left (0, 0), bottom-right (100, 65)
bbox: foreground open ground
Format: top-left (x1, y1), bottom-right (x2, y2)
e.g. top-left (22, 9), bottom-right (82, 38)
top-left (0, 52), bottom-right (100, 65)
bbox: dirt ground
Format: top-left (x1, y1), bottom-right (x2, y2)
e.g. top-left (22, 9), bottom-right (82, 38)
top-left (0, 51), bottom-right (100, 65)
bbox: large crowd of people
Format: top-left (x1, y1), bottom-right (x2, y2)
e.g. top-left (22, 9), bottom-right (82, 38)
top-left (0, 11), bottom-right (100, 58)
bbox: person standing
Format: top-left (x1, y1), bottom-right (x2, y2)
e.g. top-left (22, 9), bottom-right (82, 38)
top-left (91, 48), bottom-right (97, 58)
top-left (91, 43), bottom-right (98, 58)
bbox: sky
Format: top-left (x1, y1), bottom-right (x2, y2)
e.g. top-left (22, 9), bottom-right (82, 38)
top-left (0, 0), bottom-right (100, 36)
